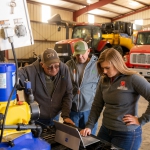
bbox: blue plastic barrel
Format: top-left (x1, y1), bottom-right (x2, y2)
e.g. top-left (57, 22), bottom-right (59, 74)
top-left (0, 63), bottom-right (16, 102)
top-left (0, 132), bottom-right (51, 150)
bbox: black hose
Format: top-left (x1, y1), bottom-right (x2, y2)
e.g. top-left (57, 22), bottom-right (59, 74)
top-left (0, 42), bottom-right (18, 142)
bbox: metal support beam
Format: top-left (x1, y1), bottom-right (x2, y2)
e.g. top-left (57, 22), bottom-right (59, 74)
top-left (26, 0), bottom-right (74, 12)
top-left (112, 6), bottom-right (150, 21)
top-left (73, 0), bottom-right (115, 21)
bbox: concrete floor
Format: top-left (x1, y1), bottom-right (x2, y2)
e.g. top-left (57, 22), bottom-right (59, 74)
top-left (135, 97), bottom-right (150, 150)
top-left (18, 91), bottom-right (150, 149)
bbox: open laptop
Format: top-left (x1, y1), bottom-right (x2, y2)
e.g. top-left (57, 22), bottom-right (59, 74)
top-left (54, 120), bottom-right (100, 150)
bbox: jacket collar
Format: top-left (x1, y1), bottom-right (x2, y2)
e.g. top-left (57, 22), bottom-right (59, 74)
top-left (71, 54), bottom-right (98, 64)
top-left (32, 59), bottom-right (65, 77)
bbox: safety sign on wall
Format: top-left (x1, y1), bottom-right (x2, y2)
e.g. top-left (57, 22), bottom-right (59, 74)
top-left (0, 0), bottom-right (34, 51)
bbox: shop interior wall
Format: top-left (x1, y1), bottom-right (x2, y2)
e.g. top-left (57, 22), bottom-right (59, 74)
top-left (8, 3), bottom-right (73, 60)
top-left (8, 3), bottom-right (150, 61)
top-left (77, 13), bottom-right (111, 23)
top-left (116, 9), bottom-right (150, 26)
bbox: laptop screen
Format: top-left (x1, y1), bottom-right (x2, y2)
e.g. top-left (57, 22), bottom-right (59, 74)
top-left (53, 120), bottom-right (100, 149)
top-left (54, 121), bottom-right (80, 138)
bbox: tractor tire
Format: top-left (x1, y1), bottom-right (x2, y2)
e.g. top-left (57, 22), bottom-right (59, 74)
top-left (126, 23), bottom-right (133, 36)
top-left (95, 45), bottom-right (109, 58)
top-left (121, 22), bottom-right (126, 33)
top-left (113, 45), bottom-right (123, 56)
top-left (101, 24), bottom-right (106, 34)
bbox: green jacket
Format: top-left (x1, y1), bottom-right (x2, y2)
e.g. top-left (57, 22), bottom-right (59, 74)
top-left (66, 55), bottom-right (100, 112)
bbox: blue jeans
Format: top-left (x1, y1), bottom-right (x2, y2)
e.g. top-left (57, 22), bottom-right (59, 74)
top-left (70, 110), bottom-right (98, 135)
top-left (35, 114), bottom-right (60, 129)
top-left (97, 125), bottom-right (142, 150)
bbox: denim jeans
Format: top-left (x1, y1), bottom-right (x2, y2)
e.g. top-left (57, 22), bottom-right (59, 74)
top-left (97, 125), bottom-right (142, 150)
top-left (35, 114), bottom-right (60, 129)
top-left (70, 110), bottom-right (98, 135)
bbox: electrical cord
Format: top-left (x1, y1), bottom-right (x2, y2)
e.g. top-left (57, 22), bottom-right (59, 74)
top-left (0, 40), bottom-right (18, 142)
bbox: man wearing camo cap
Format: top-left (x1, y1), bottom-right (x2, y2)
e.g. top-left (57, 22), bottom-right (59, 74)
top-left (18, 48), bottom-right (74, 128)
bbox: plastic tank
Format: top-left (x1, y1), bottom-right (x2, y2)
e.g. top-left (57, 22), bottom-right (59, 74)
top-left (0, 132), bottom-right (51, 150)
top-left (0, 63), bottom-right (16, 102)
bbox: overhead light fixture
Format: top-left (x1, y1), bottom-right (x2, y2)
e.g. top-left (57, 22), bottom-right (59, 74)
top-left (134, 20), bottom-right (143, 25)
top-left (87, 0), bottom-right (92, 4)
top-left (129, 1), bottom-right (138, 6)
top-left (41, 0), bottom-right (61, 5)
top-left (88, 14), bottom-right (94, 23)
top-left (42, 5), bottom-right (51, 23)
top-left (89, 9), bottom-right (100, 14)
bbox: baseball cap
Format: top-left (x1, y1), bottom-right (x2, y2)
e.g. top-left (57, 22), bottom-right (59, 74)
top-left (42, 48), bottom-right (60, 66)
top-left (73, 41), bottom-right (88, 56)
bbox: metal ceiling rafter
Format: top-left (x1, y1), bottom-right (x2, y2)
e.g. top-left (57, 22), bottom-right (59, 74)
top-left (100, 8), bottom-right (121, 15)
top-left (61, 0), bottom-right (86, 6)
top-left (133, 0), bottom-right (148, 6)
top-left (112, 5), bottom-right (150, 21)
top-left (26, 0), bottom-right (75, 12)
top-left (73, 0), bottom-right (116, 21)
top-left (87, 13), bottom-right (111, 20)
top-left (112, 2), bottom-right (134, 10)
top-left (62, 0), bottom-right (120, 18)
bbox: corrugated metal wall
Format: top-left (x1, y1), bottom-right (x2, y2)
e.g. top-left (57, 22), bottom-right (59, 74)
top-left (117, 9), bottom-right (150, 25)
top-left (77, 14), bottom-right (111, 23)
top-left (94, 15), bottom-right (111, 24)
top-left (8, 2), bottom-right (73, 59)
top-left (9, 23), bottom-right (68, 59)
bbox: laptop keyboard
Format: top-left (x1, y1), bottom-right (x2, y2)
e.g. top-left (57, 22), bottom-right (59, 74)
top-left (51, 144), bottom-right (71, 150)
top-left (40, 126), bottom-right (71, 150)
top-left (40, 125), bottom-right (122, 150)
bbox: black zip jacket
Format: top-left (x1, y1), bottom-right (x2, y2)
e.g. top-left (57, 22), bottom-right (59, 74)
top-left (18, 60), bottom-right (73, 119)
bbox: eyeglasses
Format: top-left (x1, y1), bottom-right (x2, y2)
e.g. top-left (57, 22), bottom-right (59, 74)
top-left (46, 65), bottom-right (60, 70)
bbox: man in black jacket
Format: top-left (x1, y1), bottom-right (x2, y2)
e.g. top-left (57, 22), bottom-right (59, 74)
top-left (18, 48), bottom-right (74, 128)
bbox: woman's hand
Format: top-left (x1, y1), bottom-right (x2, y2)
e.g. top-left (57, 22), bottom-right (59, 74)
top-left (80, 128), bottom-right (91, 136)
top-left (122, 114), bottom-right (140, 125)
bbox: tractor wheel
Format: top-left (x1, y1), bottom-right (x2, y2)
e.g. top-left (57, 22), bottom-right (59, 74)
top-left (122, 22), bottom-right (126, 33)
top-left (126, 23), bottom-right (133, 36)
top-left (100, 45), bottom-right (109, 56)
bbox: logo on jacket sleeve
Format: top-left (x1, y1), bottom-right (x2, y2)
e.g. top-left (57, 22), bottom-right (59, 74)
top-left (117, 81), bottom-right (128, 90)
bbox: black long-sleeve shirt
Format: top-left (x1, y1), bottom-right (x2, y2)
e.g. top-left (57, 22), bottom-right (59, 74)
top-left (86, 74), bottom-right (150, 131)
